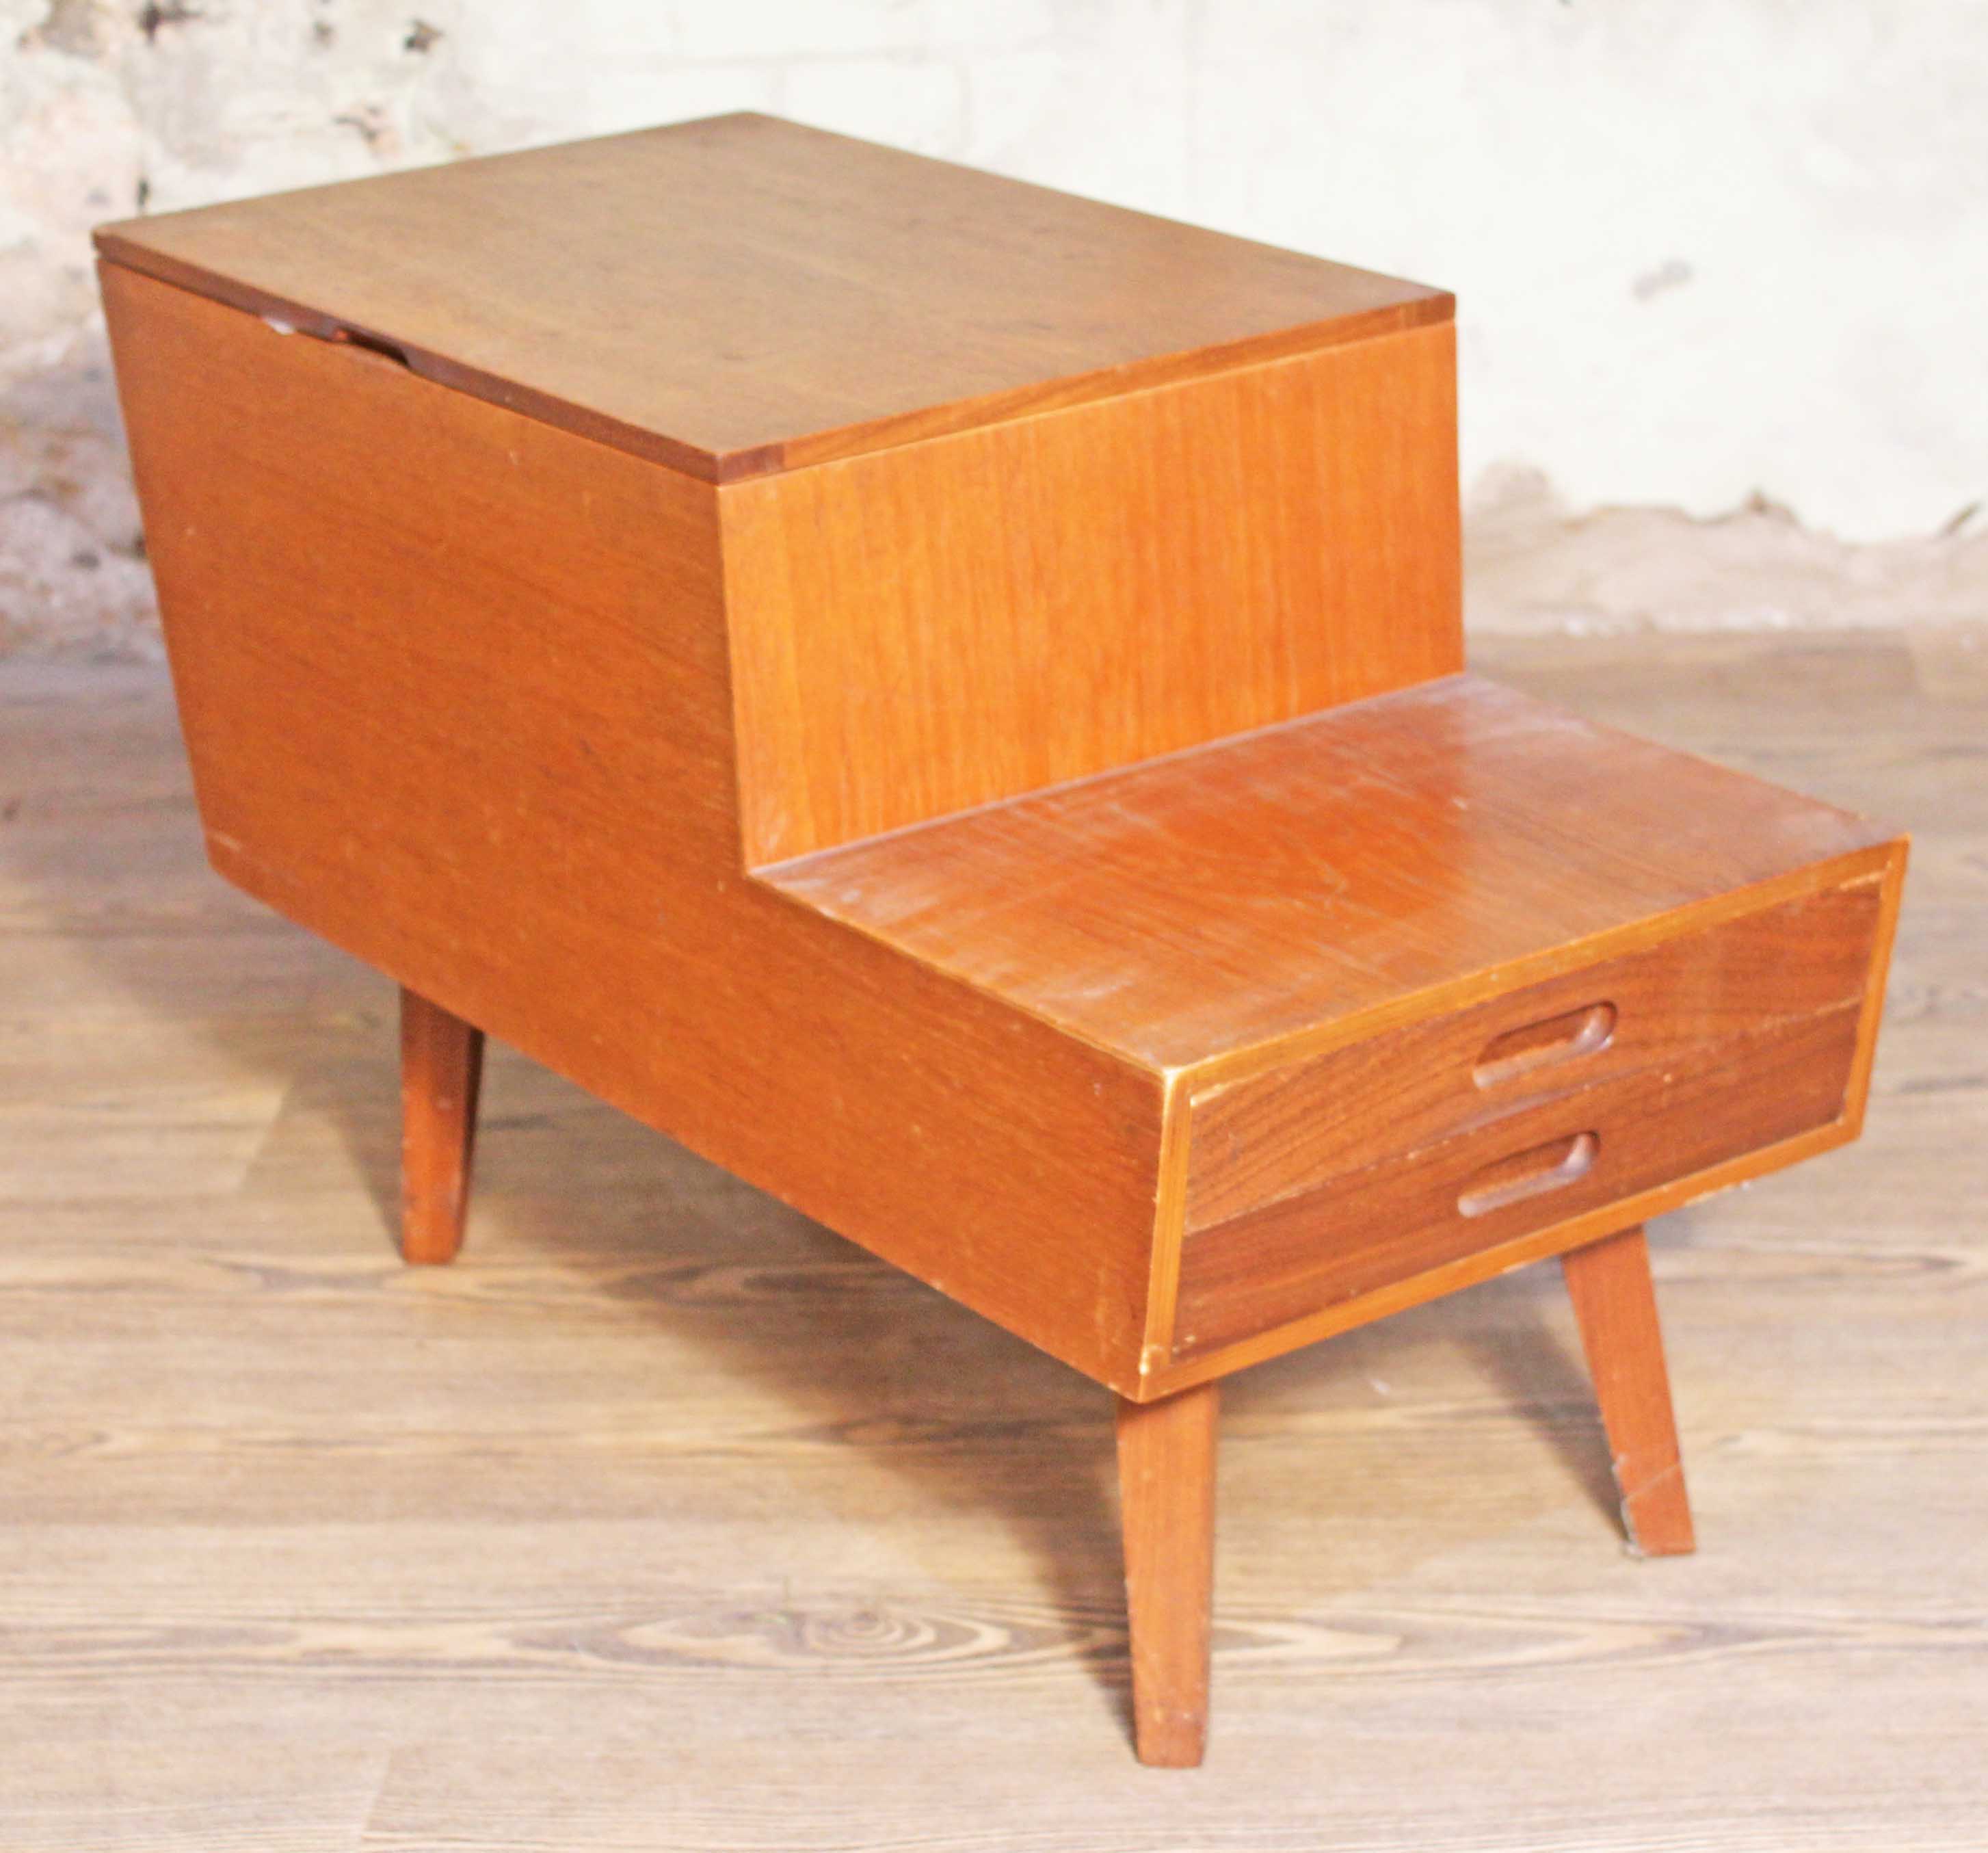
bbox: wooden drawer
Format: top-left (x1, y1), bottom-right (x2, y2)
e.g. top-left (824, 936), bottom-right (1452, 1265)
top-left (1174, 1000), bottom-right (1864, 1360)
top-left (1183, 876), bottom-right (1884, 1233)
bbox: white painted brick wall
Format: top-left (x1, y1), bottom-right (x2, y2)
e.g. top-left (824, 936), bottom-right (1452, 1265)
top-left (2, 0), bottom-right (1985, 651)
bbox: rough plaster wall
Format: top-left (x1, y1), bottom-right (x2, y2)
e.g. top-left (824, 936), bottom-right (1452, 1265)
top-left (3, 0), bottom-right (1985, 655)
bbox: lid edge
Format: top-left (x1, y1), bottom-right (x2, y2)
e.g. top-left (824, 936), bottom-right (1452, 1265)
top-left (94, 232), bottom-right (1453, 486)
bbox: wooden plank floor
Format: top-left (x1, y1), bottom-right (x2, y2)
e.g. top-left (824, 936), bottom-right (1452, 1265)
top-left (1, 630), bottom-right (1983, 1851)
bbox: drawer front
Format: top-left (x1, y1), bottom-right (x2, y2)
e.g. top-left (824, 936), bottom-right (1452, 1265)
top-left (1184, 877), bottom-right (1882, 1233)
top-left (1174, 1002), bottom-right (1862, 1360)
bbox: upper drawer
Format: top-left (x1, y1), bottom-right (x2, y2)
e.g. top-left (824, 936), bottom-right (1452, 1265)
top-left (1184, 875), bottom-right (1885, 1233)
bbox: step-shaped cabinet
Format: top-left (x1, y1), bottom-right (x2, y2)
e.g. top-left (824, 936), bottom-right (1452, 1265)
top-left (96, 112), bottom-right (1905, 1766)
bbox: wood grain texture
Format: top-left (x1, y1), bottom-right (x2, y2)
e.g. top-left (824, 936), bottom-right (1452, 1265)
top-left (1184, 878), bottom-right (1884, 1232)
top-left (1561, 1226), bottom-right (1696, 1557)
top-left (398, 986), bottom-right (482, 1265)
top-left (91, 112), bottom-right (1450, 484)
top-left (3, 629), bottom-right (1976, 1848)
top-left (98, 261), bottom-right (1165, 1393)
top-left (1173, 1004), bottom-right (1864, 1361)
top-left (1116, 1383), bottom-right (1219, 1767)
top-left (105, 261), bottom-right (1907, 1410)
top-left (765, 673), bottom-right (1900, 1074)
top-left (722, 321), bottom-right (1460, 860)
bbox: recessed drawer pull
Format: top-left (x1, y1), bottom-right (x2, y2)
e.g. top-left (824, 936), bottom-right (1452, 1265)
top-left (1474, 1002), bottom-right (1617, 1089)
top-left (1458, 1131), bottom-right (1599, 1218)
top-left (326, 325), bottom-right (414, 371)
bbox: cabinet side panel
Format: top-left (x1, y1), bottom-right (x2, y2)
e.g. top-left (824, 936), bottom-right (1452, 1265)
top-left (724, 320), bottom-right (1461, 864)
top-left (101, 262), bottom-right (1162, 1391)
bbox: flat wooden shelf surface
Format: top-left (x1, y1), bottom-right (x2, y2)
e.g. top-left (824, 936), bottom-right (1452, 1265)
top-left (94, 113), bottom-right (1448, 482)
top-left (764, 674), bottom-right (1893, 1075)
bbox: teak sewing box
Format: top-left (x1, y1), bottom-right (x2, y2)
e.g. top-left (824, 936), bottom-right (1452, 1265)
top-left (95, 114), bottom-right (1906, 1767)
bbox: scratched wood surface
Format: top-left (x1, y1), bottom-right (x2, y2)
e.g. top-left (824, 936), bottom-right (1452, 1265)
top-left (765, 672), bottom-right (1894, 1070)
top-left (1, 629), bottom-right (1983, 1850)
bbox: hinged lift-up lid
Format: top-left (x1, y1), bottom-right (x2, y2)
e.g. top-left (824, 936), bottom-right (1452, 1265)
top-left (93, 111), bottom-right (1450, 483)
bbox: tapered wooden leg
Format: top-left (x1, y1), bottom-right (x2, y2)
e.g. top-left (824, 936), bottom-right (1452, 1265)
top-left (1562, 1224), bottom-right (1695, 1557)
top-left (399, 986), bottom-right (484, 1265)
top-left (1116, 1380), bottom-right (1219, 1767)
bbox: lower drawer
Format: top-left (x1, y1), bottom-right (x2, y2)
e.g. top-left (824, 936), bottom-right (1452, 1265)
top-left (1171, 1003), bottom-right (1862, 1361)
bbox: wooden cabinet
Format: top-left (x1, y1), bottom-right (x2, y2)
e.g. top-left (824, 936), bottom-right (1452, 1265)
top-left (94, 112), bottom-right (1906, 1766)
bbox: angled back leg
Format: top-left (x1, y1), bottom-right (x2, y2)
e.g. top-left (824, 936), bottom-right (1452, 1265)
top-left (399, 987), bottom-right (484, 1265)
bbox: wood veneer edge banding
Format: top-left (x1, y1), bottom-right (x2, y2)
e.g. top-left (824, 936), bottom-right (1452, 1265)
top-left (1143, 1114), bottom-right (1862, 1397)
top-left (93, 254), bottom-right (758, 495)
top-left (92, 243), bottom-right (1453, 486)
top-left (1137, 1069), bottom-right (1195, 1391)
top-left (1180, 845), bottom-right (1900, 1101)
top-left (769, 294), bottom-right (1456, 475)
top-left (93, 250), bottom-right (735, 483)
top-left (715, 482), bottom-right (812, 865)
top-left (1840, 838), bottom-right (1909, 1135)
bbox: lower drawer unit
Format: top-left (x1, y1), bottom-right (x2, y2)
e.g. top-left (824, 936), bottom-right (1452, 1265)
top-left (1171, 875), bottom-right (1885, 1362)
